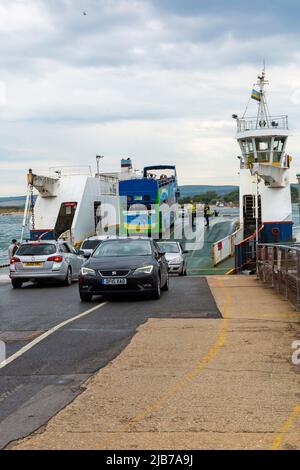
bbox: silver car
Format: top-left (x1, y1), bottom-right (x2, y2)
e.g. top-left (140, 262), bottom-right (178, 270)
top-left (9, 240), bottom-right (85, 288)
top-left (80, 235), bottom-right (114, 258)
top-left (157, 241), bottom-right (188, 276)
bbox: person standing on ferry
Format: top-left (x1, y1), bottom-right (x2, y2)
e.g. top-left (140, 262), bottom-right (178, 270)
top-left (8, 239), bottom-right (18, 259)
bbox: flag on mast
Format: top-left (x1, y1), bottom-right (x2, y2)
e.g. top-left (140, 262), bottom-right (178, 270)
top-left (251, 88), bottom-right (262, 101)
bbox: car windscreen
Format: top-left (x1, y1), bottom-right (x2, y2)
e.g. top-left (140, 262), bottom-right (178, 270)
top-left (16, 244), bottom-right (56, 256)
top-left (157, 242), bottom-right (179, 253)
top-left (81, 240), bottom-right (102, 250)
top-left (93, 240), bottom-right (152, 257)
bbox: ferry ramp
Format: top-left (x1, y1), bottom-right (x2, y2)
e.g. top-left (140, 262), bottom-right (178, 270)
top-left (169, 216), bottom-right (237, 275)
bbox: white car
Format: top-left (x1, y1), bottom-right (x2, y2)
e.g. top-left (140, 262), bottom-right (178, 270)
top-left (157, 241), bottom-right (188, 276)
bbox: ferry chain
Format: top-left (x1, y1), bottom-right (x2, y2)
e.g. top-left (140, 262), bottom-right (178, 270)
top-left (0, 184), bottom-right (35, 269)
top-left (30, 183), bottom-right (35, 230)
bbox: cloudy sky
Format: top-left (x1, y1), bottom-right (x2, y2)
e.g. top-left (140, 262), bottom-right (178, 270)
top-left (1, 0), bottom-right (300, 196)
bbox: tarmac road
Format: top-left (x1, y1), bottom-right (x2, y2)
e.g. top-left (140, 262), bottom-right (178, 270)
top-left (0, 276), bottom-right (221, 449)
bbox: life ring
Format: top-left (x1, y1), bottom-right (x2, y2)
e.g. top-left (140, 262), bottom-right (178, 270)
top-left (271, 227), bottom-right (280, 236)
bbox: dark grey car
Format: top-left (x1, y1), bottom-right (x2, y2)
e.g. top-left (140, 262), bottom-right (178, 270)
top-left (78, 238), bottom-right (169, 301)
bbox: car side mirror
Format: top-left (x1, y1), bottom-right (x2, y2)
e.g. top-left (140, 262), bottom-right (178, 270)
top-left (183, 250), bottom-right (189, 254)
top-left (78, 249), bottom-right (85, 256)
top-left (83, 253), bottom-right (91, 258)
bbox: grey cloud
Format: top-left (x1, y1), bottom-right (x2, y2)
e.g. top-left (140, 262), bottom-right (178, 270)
top-left (1, 0), bottom-right (300, 77)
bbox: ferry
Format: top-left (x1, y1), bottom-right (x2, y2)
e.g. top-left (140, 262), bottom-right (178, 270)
top-left (233, 68), bottom-right (294, 271)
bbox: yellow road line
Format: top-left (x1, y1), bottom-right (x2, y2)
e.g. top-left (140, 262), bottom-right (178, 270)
top-left (271, 404), bottom-right (300, 450)
top-left (99, 279), bottom-right (232, 449)
top-left (188, 267), bottom-right (232, 271)
top-left (225, 268), bottom-right (235, 275)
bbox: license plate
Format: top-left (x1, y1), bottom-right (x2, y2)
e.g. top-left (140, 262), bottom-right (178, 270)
top-left (102, 278), bottom-right (127, 285)
top-left (24, 262), bottom-right (44, 267)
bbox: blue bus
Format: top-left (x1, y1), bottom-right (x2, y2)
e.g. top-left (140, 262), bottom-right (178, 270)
top-left (119, 165), bottom-right (180, 237)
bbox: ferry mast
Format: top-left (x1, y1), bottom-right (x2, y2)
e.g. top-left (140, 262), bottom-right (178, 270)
top-left (234, 69), bottom-right (293, 243)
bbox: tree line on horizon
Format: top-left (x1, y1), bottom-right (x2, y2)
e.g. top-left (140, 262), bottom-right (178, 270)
top-left (179, 186), bottom-right (299, 206)
top-left (179, 189), bottom-right (239, 205)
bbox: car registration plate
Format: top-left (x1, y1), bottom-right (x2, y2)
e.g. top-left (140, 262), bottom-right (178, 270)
top-left (24, 262), bottom-right (44, 267)
top-left (102, 278), bottom-right (127, 285)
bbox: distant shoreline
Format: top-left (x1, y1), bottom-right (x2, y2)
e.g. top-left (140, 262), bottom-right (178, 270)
top-left (0, 207), bottom-right (24, 215)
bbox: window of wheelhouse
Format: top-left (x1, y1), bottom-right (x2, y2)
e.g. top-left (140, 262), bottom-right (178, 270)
top-left (241, 139), bottom-right (254, 157)
top-left (273, 137), bottom-right (285, 163)
top-left (54, 202), bottom-right (77, 238)
top-left (256, 138), bottom-right (271, 163)
top-left (241, 139), bottom-right (254, 155)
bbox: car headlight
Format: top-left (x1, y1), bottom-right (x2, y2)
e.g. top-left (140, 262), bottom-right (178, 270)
top-left (134, 265), bottom-right (154, 275)
top-left (169, 257), bottom-right (182, 265)
top-left (81, 267), bottom-right (96, 276)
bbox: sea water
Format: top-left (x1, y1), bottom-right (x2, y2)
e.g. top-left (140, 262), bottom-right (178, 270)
top-left (0, 214), bottom-right (29, 264)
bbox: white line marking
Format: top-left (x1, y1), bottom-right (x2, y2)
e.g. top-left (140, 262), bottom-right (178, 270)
top-left (0, 301), bottom-right (108, 369)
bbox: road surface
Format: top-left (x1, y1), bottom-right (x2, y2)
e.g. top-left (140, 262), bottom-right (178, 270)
top-left (0, 276), bottom-right (221, 448)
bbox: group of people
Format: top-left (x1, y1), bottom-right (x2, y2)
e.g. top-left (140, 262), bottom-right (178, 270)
top-left (191, 203), bottom-right (219, 228)
top-left (147, 173), bottom-right (168, 180)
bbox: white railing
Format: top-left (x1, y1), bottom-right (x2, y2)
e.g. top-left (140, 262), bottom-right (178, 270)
top-left (212, 227), bottom-right (244, 266)
top-left (48, 166), bottom-right (93, 177)
top-left (237, 115), bottom-right (288, 133)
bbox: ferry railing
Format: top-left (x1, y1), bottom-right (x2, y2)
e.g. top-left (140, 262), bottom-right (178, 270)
top-left (257, 243), bottom-right (300, 311)
top-left (234, 226), bottom-right (265, 273)
top-left (212, 227), bottom-right (243, 267)
top-left (235, 233), bottom-right (256, 273)
top-left (48, 166), bottom-right (93, 177)
top-left (157, 176), bottom-right (175, 187)
top-left (237, 115), bottom-right (288, 133)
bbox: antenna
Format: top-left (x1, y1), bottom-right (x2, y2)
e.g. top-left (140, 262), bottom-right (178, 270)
top-left (256, 64), bottom-right (270, 127)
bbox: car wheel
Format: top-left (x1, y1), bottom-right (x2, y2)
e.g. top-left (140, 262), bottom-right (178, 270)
top-left (152, 277), bottom-right (161, 299)
top-left (80, 292), bottom-right (93, 302)
top-left (11, 279), bottom-right (23, 289)
top-left (179, 265), bottom-right (185, 276)
top-left (162, 274), bottom-right (169, 291)
top-left (64, 267), bottom-right (72, 286)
